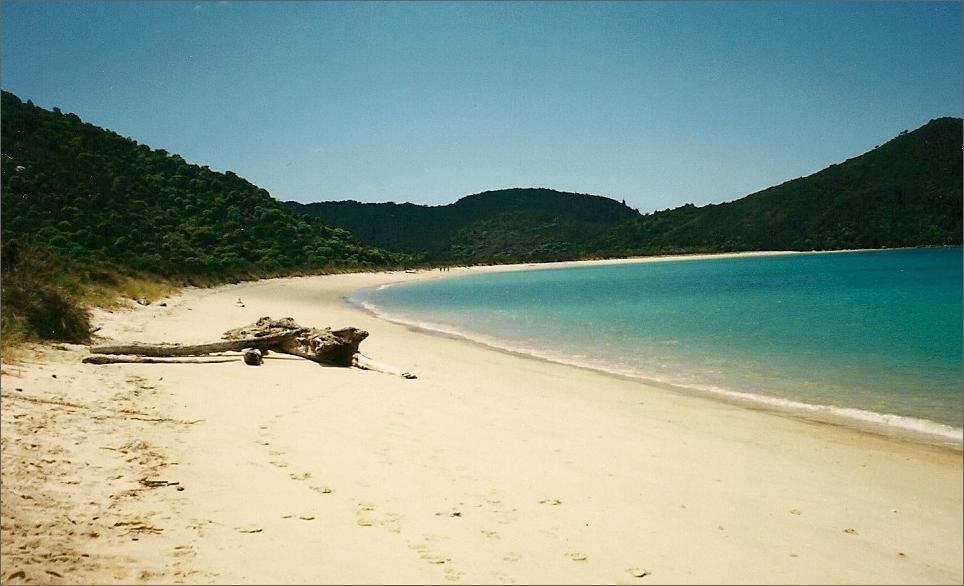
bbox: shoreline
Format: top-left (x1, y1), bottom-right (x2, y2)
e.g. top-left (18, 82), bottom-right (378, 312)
top-left (1, 251), bottom-right (962, 584)
top-left (348, 249), bottom-right (963, 451)
top-left (348, 295), bottom-right (964, 452)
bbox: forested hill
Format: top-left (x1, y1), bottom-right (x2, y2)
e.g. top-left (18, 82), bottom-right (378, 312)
top-left (286, 188), bottom-right (641, 263)
top-left (0, 90), bottom-right (410, 279)
top-left (605, 117), bottom-right (963, 254)
top-left (288, 117), bottom-right (962, 262)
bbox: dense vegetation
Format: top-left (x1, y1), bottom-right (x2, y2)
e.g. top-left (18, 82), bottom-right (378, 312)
top-left (289, 118), bottom-right (962, 262)
top-left (0, 91), bottom-right (412, 345)
top-left (605, 117), bottom-right (963, 254)
top-left (1, 91), bottom-right (411, 277)
top-left (1, 240), bottom-right (94, 344)
top-left (286, 188), bottom-right (640, 263)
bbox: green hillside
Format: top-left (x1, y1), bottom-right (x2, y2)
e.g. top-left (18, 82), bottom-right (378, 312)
top-left (607, 117), bottom-right (963, 254)
top-left (0, 91), bottom-right (411, 345)
top-left (286, 188), bottom-right (641, 263)
top-left (0, 91), bottom-right (410, 278)
top-left (288, 118), bottom-right (962, 262)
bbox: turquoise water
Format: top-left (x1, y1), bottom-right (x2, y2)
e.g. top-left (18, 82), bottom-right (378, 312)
top-left (351, 249), bottom-right (963, 444)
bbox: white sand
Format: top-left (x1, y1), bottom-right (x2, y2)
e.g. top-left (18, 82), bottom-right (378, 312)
top-left (2, 257), bottom-right (962, 584)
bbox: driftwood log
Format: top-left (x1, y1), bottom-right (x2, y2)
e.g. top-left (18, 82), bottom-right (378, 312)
top-left (86, 316), bottom-right (414, 377)
top-left (221, 317), bottom-right (368, 367)
top-left (82, 356), bottom-right (239, 365)
top-left (90, 329), bottom-right (304, 357)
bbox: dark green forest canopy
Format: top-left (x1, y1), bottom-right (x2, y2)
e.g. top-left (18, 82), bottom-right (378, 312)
top-left (606, 116), bottom-right (963, 254)
top-left (2, 88), bottom-right (959, 273)
top-left (288, 118), bottom-right (963, 263)
top-left (0, 90), bottom-right (413, 279)
top-left (286, 188), bottom-right (641, 263)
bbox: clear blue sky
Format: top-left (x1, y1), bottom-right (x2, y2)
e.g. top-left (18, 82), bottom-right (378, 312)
top-left (2, 1), bottom-right (960, 212)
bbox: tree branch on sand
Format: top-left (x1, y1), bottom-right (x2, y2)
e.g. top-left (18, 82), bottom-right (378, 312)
top-left (85, 316), bottom-right (416, 379)
top-left (82, 356), bottom-right (239, 365)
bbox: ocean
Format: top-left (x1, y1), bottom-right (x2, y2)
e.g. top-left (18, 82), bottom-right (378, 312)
top-left (349, 249), bottom-right (963, 447)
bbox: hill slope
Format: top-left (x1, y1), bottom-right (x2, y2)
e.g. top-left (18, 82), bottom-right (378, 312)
top-left (288, 118), bottom-right (962, 262)
top-left (607, 117), bottom-right (963, 254)
top-left (286, 188), bottom-right (641, 263)
top-left (0, 91), bottom-right (410, 279)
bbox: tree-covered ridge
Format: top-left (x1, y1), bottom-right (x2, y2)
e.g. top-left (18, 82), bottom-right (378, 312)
top-left (288, 118), bottom-right (962, 262)
top-left (286, 188), bottom-right (641, 263)
top-left (607, 117), bottom-right (963, 254)
top-left (0, 91), bottom-right (411, 279)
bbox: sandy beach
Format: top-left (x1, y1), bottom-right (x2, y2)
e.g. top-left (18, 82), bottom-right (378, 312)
top-left (2, 257), bottom-right (962, 584)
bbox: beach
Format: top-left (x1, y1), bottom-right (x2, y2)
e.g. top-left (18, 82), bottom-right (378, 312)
top-left (1, 259), bottom-right (962, 584)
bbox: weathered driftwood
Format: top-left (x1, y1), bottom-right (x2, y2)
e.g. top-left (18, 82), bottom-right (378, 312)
top-left (222, 317), bottom-right (368, 367)
top-left (86, 316), bottom-right (415, 378)
top-left (82, 355), bottom-right (239, 365)
top-left (89, 329), bottom-right (305, 357)
top-left (354, 353), bottom-right (417, 379)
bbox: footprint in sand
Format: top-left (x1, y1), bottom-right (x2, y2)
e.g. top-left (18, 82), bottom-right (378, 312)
top-left (502, 552), bottom-right (521, 563)
top-left (567, 552), bottom-right (588, 561)
top-left (444, 568), bottom-right (464, 582)
top-left (308, 485), bottom-right (333, 494)
top-left (539, 498), bottom-right (562, 505)
top-left (269, 460), bottom-right (289, 468)
top-left (289, 472), bottom-right (312, 481)
top-left (627, 568), bottom-right (651, 578)
top-left (480, 529), bottom-right (500, 539)
top-left (489, 570), bottom-right (515, 584)
top-left (355, 502), bottom-right (377, 527)
top-left (378, 513), bottom-right (402, 533)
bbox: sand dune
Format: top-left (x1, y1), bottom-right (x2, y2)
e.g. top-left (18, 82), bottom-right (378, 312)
top-left (2, 263), bottom-right (961, 584)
